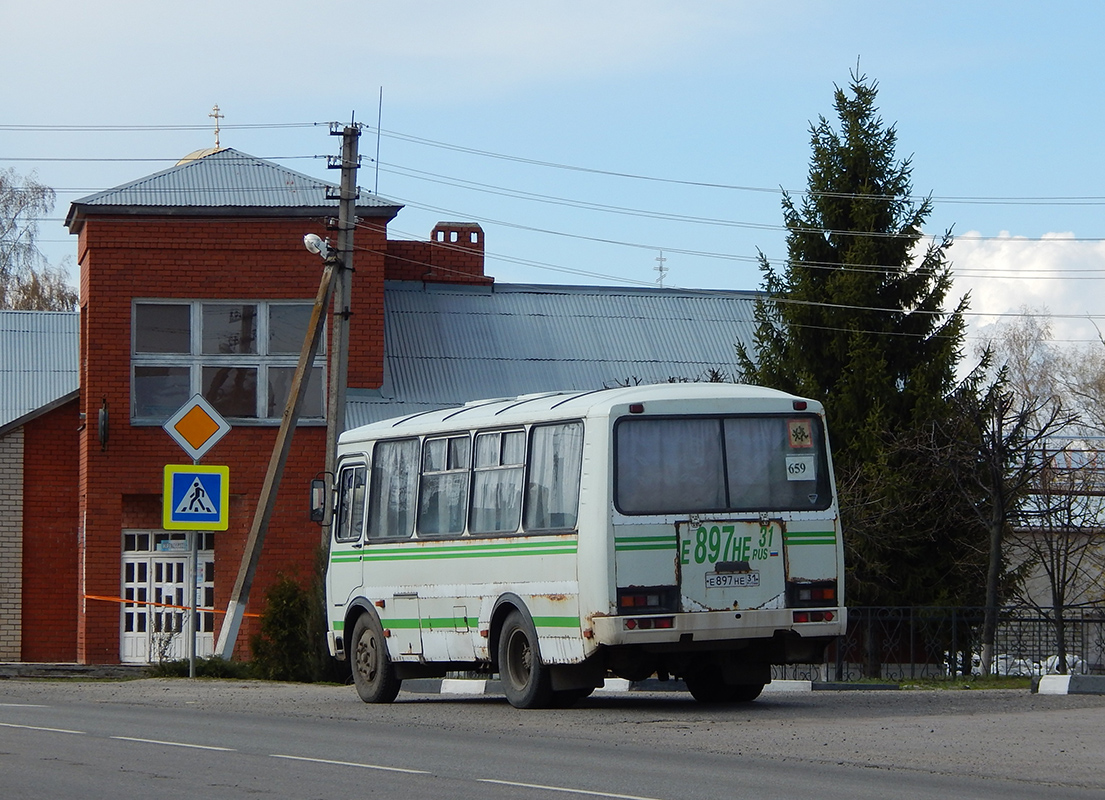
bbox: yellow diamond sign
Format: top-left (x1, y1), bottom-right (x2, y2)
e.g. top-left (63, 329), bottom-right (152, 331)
top-left (163, 394), bottom-right (232, 461)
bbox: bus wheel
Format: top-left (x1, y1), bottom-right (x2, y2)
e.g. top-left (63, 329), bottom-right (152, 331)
top-left (498, 610), bottom-right (554, 709)
top-left (351, 612), bottom-right (401, 703)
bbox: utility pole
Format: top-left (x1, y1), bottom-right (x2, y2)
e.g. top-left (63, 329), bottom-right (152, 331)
top-left (215, 254), bottom-right (336, 659)
top-left (323, 123), bottom-right (361, 545)
top-left (214, 124), bottom-right (359, 658)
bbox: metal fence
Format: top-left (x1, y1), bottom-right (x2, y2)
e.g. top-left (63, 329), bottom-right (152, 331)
top-left (773, 606), bottom-right (1105, 682)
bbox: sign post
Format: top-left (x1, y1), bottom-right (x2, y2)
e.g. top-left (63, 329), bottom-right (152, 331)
top-left (163, 395), bottom-right (231, 677)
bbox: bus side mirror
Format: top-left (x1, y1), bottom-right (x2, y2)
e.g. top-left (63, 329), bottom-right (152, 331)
top-left (310, 478), bottom-right (327, 524)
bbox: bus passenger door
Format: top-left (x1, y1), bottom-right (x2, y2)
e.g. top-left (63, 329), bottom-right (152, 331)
top-left (328, 463), bottom-right (368, 614)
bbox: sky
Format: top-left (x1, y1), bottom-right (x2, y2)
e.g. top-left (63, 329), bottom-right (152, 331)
top-left (4, 0), bottom-right (1105, 358)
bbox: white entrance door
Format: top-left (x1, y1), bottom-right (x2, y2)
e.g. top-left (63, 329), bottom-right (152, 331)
top-left (121, 530), bottom-right (215, 664)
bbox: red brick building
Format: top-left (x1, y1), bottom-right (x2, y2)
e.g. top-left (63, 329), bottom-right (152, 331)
top-left (0, 311), bottom-right (80, 662)
top-left (55, 148), bottom-right (488, 663)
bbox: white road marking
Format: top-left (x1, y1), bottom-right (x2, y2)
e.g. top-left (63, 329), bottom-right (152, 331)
top-left (111, 735), bottom-right (235, 751)
top-left (479, 778), bottom-right (665, 800)
top-left (271, 754), bottom-right (431, 774)
top-left (0, 721), bottom-right (85, 735)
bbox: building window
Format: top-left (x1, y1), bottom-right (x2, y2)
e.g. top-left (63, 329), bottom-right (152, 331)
top-left (132, 301), bottom-right (325, 424)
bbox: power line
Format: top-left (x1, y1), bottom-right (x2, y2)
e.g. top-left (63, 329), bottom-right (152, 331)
top-left (356, 219), bottom-right (1105, 324)
top-left (1, 155), bottom-right (317, 163)
top-left (0, 122), bottom-right (319, 132)
top-left (5, 120), bottom-right (1105, 206)
top-left (365, 125), bottom-right (1105, 207)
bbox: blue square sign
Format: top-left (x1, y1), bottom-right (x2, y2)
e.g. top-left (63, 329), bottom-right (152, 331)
top-left (163, 465), bottom-right (230, 531)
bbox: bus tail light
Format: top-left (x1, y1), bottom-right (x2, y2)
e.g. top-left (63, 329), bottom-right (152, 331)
top-left (786, 580), bottom-right (837, 608)
top-left (793, 610), bottom-right (834, 623)
top-left (617, 586), bottom-right (678, 614)
top-left (624, 616), bottom-right (674, 630)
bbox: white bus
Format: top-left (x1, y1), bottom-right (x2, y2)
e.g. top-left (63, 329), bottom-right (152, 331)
top-left (321, 383), bottom-right (846, 708)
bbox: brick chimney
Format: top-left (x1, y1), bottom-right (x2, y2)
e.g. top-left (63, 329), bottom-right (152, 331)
top-left (385, 222), bottom-right (492, 285)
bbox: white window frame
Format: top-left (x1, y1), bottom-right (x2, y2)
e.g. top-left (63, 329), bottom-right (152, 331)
top-left (131, 299), bottom-right (327, 425)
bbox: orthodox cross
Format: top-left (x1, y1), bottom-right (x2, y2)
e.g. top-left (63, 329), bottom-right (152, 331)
top-left (654, 250), bottom-right (669, 287)
top-left (209, 104), bottom-right (224, 149)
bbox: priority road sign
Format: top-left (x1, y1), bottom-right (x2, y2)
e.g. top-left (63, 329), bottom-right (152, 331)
top-left (163, 394), bottom-right (231, 461)
top-left (163, 465), bottom-right (230, 531)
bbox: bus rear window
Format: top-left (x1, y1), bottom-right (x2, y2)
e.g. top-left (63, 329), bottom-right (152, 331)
top-left (614, 415), bottom-right (832, 514)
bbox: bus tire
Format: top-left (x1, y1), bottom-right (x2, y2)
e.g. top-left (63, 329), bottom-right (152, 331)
top-left (498, 609), bottom-right (554, 709)
top-left (351, 611), bottom-right (401, 704)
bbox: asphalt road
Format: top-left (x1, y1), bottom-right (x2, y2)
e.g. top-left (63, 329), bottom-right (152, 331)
top-left (1, 679), bottom-right (1102, 799)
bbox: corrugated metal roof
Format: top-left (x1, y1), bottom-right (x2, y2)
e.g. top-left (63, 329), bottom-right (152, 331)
top-left (0, 285), bottom-right (761, 434)
top-left (65, 148), bottom-right (400, 229)
top-left (0, 310), bottom-right (80, 432)
top-left (345, 281), bottom-right (760, 427)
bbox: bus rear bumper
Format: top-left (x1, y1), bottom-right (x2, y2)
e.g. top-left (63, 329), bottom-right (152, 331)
top-left (590, 606), bottom-right (847, 648)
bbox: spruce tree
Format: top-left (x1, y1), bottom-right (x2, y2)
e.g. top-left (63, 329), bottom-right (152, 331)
top-left (738, 73), bottom-right (984, 606)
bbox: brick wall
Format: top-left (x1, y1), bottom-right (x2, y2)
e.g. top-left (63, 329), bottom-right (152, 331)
top-left (0, 429), bottom-right (24, 660)
top-left (21, 401), bottom-right (80, 662)
top-left (74, 215), bottom-right (387, 663)
top-left (68, 213), bottom-right (490, 664)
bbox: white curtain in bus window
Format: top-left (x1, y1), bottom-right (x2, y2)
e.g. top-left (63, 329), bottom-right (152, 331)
top-left (418, 435), bottom-right (471, 536)
top-left (335, 465), bottom-right (367, 542)
top-left (470, 431), bottom-right (525, 534)
top-left (722, 417), bottom-right (829, 510)
top-left (368, 439), bottom-right (419, 539)
top-left (615, 418), bottom-right (726, 514)
top-left (524, 422), bottom-right (584, 531)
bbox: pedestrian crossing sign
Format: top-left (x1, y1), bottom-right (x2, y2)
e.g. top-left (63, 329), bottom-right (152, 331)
top-left (163, 465), bottom-right (230, 530)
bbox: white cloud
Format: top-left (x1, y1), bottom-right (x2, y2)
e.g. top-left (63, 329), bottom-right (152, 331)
top-left (949, 231), bottom-right (1105, 345)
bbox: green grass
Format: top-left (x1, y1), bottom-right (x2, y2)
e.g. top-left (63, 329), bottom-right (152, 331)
top-left (899, 675), bottom-right (1032, 690)
top-left (147, 656), bottom-right (255, 679)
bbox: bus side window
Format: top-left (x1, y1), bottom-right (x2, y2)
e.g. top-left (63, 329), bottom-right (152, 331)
top-left (524, 422), bottom-right (584, 532)
top-left (368, 439), bottom-right (419, 540)
top-left (469, 430), bottom-right (524, 534)
top-left (418, 435), bottom-right (470, 537)
top-left (334, 465), bottom-right (367, 543)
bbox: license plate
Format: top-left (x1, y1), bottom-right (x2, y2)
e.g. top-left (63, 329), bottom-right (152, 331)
top-left (705, 571), bottom-right (760, 589)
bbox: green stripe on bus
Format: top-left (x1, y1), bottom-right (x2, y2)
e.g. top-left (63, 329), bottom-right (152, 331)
top-left (331, 539), bottom-right (577, 565)
top-left (784, 531), bottom-right (836, 545)
top-left (379, 616), bottom-right (580, 630)
top-left (533, 616), bottom-right (581, 628)
top-left (362, 547), bottom-right (576, 563)
top-left (381, 618), bottom-right (422, 629)
top-left (614, 535), bottom-right (677, 552)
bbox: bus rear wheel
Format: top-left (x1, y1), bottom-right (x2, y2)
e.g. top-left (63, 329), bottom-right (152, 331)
top-left (351, 612), bottom-right (401, 704)
top-left (498, 610), bottom-right (554, 709)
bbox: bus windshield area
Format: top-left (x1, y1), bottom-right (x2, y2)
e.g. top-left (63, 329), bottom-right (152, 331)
top-left (614, 415), bottom-right (832, 514)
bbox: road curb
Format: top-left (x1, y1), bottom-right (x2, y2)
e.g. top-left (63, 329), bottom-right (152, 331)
top-left (0, 663), bottom-right (150, 680)
top-left (398, 677), bottom-right (889, 696)
top-left (1035, 674), bottom-right (1105, 695)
